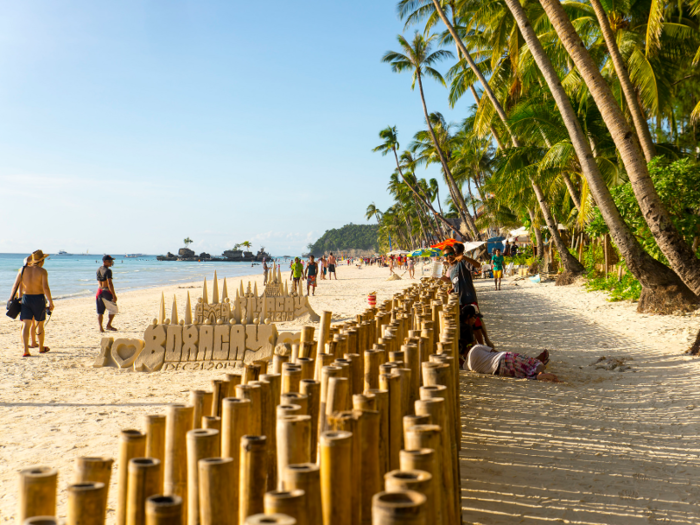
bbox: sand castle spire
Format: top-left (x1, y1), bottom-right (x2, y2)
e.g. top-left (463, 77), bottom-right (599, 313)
top-left (171, 295), bottom-right (179, 325)
top-left (202, 277), bottom-right (208, 304)
top-left (158, 293), bottom-right (166, 324)
top-left (222, 278), bottom-right (228, 300)
top-left (284, 280), bottom-right (289, 296)
top-left (184, 292), bottom-right (192, 325)
top-left (254, 282), bottom-right (258, 297)
top-left (240, 281), bottom-right (245, 298)
top-left (212, 271), bottom-right (219, 304)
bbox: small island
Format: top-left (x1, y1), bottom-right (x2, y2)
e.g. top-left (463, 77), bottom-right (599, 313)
top-left (157, 239), bottom-right (271, 262)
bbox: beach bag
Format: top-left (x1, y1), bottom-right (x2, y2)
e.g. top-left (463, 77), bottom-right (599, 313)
top-left (6, 266), bottom-right (26, 319)
top-left (102, 298), bottom-right (119, 315)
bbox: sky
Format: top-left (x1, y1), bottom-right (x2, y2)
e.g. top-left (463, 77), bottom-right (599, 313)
top-left (0, 0), bottom-right (473, 256)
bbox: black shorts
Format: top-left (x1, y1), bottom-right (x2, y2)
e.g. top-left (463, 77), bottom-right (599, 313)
top-left (20, 294), bottom-right (46, 322)
top-left (96, 289), bottom-right (113, 315)
top-left (328, 264), bottom-right (335, 272)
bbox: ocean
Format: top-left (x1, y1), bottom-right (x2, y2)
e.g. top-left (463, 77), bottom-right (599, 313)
top-left (0, 253), bottom-right (273, 301)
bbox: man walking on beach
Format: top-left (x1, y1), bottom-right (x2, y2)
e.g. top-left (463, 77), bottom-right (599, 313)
top-left (263, 259), bottom-right (270, 285)
top-left (492, 248), bottom-right (505, 291)
top-left (304, 255), bottom-right (318, 296)
top-left (328, 253), bottom-right (337, 280)
top-left (97, 255), bottom-right (118, 332)
top-left (9, 250), bottom-right (55, 357)
top-left (291, 257), bottom-right (304, 295)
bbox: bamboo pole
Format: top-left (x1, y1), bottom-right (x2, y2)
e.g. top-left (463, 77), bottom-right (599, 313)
top-left (281, 364), bottom-right (302, 395)
top-left (242, 364), bottom-right (261, 385)
top-left (211, 380), bottom-right (225, 417)
top-left (344, 353), bottom-right (363, 396)
top-left (399, 449), bottom-right (440, 525)
top-left (280, 393), bottom-right (308, 415)
top-left (239, 435), bottom-right (268, 524)
top-left (145, 495), bottom-right (182, 525)
top-left (74, 457), bottom-right (113, 505)
top-left (319, 431), bottom-right (352, 525)
top-left (263, 490), bottom-right (306, 524)
top-left (296, 357), bottom-right (314, 381)
top-left (226, 373), bottom-right (242, 394)
top-left (366, 389), bottom-right (389, 476)
top-left (327, 412), bottom-right (361, 525)
top-left (190, 390), bottom-right (207, 429)
top-left (325, 377), bottom-right (349, 423)
top-left (379, 373), bottom-right (402, 471)
top-left (126, 458), bottom-right (160, 525)
top-left (164, 405), bottom-right (193, 520)
top-left (243, 515), bottom-right (295, 525)
top-left (250, 379), bottom-right (275, 491)
top-left (371, 490), bottom-right (426, 525)
top-left (260, 373), bottom-right (282, 413)
top-left (314, 353), bottom-right (335, 382)
top-left (202, 417), bottom-right (221, 456)
top-left (402, 416), bottom-right (430, 446)
top-left (319, 366), bottom-right (342, 433)
top-left (401, 344), bottom-right (420, 412)
top-left (187, 429), bottom-right (219, 525)
top-left (352, 393), bottom-right (376, 411)
top-left (363, 350), bottom-right (381, 391)
top-left (316, 311), bottom-right (332, 359)
top-left (384, 471), bottom-right (433, 525)
top-left (143, 415), bottom-right (166, 492)
top-left (395, 368), bottom-right (412, 419)
top-left (272, 354), bottom-right (290, 375)
top-left (283, 463), bottom-right (321, 525)
top-left (118, 430), bottom-right (147, 525)
top-left (276, 415), bottom-right (312, 490)
top-left (198, 457), bottom-right (235, 525)
top-left (277, 404), bottom-right (302, 418)
top-left (299, 379), bottom-right (320, 461)
top-left (67, 482), bottom-right (107, 525)
top-left (235, 384), bottom-right (262, 435)
top-left (22, 518), bottom-right (58, 525)
top-left (300, 325), bottom-right (316, 357)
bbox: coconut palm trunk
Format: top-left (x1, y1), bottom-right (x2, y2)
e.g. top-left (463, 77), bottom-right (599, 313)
top-left (430, 0), bottom-right (582, 273)
top-left (562, 173), bottom-right (582, 211)
top-left (588, 0), bottom-right (656, 162)
top-left (537, 0), bottom-right (700, 295)
top-left (416, 72), bottom-right (480, 239)
top-left (504, 0), bottom-right (697, 309)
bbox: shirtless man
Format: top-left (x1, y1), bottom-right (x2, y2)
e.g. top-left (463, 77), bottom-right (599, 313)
top-left (328, 252), bottom-right (337, 280)
top-left (97, 255), bottom-right (118, 332)
top-left (9, 250), bottom-right (54, 357)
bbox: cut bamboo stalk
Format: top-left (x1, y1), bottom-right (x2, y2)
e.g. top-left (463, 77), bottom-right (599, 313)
top-left (243, 515), bottom-right (295, 525)
top-left (384, 471), bottom-right (433, 525)
top-left (276, 415), bottom-right (312, 490)
top-left (22, 518), bottom-right (58, 525)
top-left (319, 366), bottom-right (342, 433)
top-left (239, 436), bottom-right (268, 525)
top-left (399, 450), bottom-right (440, 525)
top-left (164, 404), bottom-right (194, 520)
top-left (276, 404), bottom-right (302, 418)
top-left (371, 490), bottom-right (426, 525)
top-left (366, 389), bottom-right (389, 476)
top-left (283, 463), bottom-right (321, 524)
top-left (316, 311), bottom-right (332, 359)
top-left (272, 354), bottom-right (290, 375)
top-left (281, 364), bottom-right (302, 395)
top-left (242, 364), bottom-right (261, 385)
top-left (344, 353), bottom-right (363, 396)
top-left (404, 424), bottom-right (451, 525)
top-left (126, 459), bottom-right (160, 525)
top-left (67, 482), bottom-right (107, 525)
top-left (201, 418), bottom-right (221, 456)
top-left (363, 350), bottom-right (381, 392)
top-left (145, 495), bottom-right (182, 525)
top-left (235, 384), bottom-right (262, 435)
top-left (260, 373), bottom-right (282, 412)
top-left (325, 377), bottom-right (349, 422)
top-left (280, 393), bottom-right (308, 416)
top-left (402, 416), bottom-right (430, 445)
top-left (379, 373), bottom-right (402, 471)
top-left (198, 457), bottom-right (235, 525)
top-left (401, 344), bottom-right (420, 412)
top-left (143, 415), bottom-right (166, 492)
top-left (327, 412), bottom-right (361, 525)
top-left (211, 380), bottom-right (225, 417)
top-left (190, 390), bottom-right (207, 429)
top-left (253, 360), bottom-right (268, 375)
top-left (388, 351), bottom-right (405, 364)
top-left (299, 379), bottom-right (320, 461)
top-left (395, 368), bottom-right (412, 419)
top-left (226, 373), bottom-right (242, 392)
top-left (201, 393), bottom-right (213, 421)
top-left (319, 431), bottom-right (352, 525)
top-left (264, 490), bottom-right (306, 524)
top-left (187, 429), bottom-right (219, 525)
top-left (118, 430), bottom-right (147, 525)
top-left (253, 378), bottom-right (277, 492)
top-left (222, 398), bottom-right (251, 458)
top-left (314, 353), bottom-right (335, 382)
top-left (352, 393), bottom-right (376, 411)
top-left (300, 325), bottom-right (316, 356)
top-left (74, 457), bottom-right (113, 505)
top-left (296, 357), bottom-right (314, 381)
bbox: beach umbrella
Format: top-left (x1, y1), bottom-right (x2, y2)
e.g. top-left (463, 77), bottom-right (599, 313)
top-left (409, 248), bottom-right (442, 257)
top-left (430, 238), bottom-right (458, 250)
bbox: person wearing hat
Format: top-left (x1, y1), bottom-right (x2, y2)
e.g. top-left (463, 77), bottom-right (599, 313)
top-left (97, 255), bottom-right (118, 332)
top-left (8, 250), bottom-right (55, 357)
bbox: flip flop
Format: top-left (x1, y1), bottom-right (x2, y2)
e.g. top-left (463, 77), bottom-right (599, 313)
top-left (23, 352), bottom-right (31, 357)
top-left (39, 347), bottom-right (50, 354)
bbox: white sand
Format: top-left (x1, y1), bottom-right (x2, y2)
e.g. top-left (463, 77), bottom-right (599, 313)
top-left (1, 264), bottom-right (699, 523)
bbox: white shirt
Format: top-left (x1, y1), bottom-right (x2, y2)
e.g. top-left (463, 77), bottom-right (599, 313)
top-left (466, 345), bottom-right (506, 374)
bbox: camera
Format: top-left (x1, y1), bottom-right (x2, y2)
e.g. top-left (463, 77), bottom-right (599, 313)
top-left (46, 307), bottom-right (52, 316)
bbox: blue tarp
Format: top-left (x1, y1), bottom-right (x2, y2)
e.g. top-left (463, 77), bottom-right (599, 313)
top-left (486, 236), bottom-right (505, 254)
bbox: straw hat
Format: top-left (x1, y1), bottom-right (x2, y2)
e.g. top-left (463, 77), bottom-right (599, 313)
top-left (27, 250), bottom-right (50, 266)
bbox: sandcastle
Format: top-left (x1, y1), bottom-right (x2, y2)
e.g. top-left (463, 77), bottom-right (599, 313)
top-left (93, 269), bottom-right (320, 372)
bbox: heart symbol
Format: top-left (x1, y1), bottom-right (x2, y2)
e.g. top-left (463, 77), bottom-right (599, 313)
top-left (111, 338), bottom-right (145, 368)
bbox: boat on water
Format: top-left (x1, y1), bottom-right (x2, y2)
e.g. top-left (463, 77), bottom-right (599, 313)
top-left (57, 250), bottom-right (71, 256)
top-left (125, 254), bottom-right (145, 258)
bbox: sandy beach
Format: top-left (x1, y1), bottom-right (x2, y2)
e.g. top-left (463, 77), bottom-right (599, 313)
top-left (1, 264), bottom-right (699, 523)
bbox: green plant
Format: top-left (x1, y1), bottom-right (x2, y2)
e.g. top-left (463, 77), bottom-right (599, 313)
top-left (584, 269), bottom-right (642, 302)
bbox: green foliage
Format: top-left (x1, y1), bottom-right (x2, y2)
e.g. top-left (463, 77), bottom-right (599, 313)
top-left (586, 158), bottom-right (700, 262)
top-left (307, 224), bottom-right (379, 255)
top-left (584, 269), bottom-right (643, 302)
top-left (184, 237), bottom-right (193, 247)
top-left (508, 244), bottom-right (535, 265)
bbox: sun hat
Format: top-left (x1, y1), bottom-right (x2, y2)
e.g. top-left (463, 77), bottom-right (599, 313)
top-left (102, 255), bottom-right (115, 262)
top-left (27, 250), bottom-right (50, 266)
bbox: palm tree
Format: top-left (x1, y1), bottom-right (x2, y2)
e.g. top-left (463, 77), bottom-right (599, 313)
top-left (537, 0), bottom-right (700, 295)
top-left (241, 241), bottom-right (252, 251)
top-left (502, 0), bottom-right (698, 306)
top-left (366, 203), bottom-right (383, 225)
top-left (183, 237), bottom-right (193, 248)
top-left (382, 32), bottom-right (480, 239)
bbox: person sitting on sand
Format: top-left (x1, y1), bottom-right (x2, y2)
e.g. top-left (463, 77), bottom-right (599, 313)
top-left (304, 255), bottom-right (318, 296)
top-left (97, 255), bottom-right (118, 332)
top-left (9, 250), bottom-right (55, 357)
top-left (464, 344), bottom-right (559, 382)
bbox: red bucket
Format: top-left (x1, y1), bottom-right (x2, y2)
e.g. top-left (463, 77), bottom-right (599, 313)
top-left (367, 293), bottom-right (377, 307)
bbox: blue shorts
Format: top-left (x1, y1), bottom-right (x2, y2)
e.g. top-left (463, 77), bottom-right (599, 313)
top-left (20, 294), bottom-right (47, 322)
top-left (96, 289), bottom-right (113, 315)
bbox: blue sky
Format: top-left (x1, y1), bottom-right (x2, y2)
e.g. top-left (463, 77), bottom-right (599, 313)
top-left (0, 0), bottom-right (473, 256)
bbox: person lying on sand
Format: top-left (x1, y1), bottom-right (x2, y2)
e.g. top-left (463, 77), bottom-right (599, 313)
top-left (464, 344), bottom-right (560, 382)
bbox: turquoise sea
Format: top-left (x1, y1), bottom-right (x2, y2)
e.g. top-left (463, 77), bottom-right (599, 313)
top-left (0, 253), bottom-right (273, 301)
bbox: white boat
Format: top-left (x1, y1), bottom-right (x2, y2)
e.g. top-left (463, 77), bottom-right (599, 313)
top-left (57, 250), bottom-right (71, 256)
top-left (125, 254), bottom-right (145, 258)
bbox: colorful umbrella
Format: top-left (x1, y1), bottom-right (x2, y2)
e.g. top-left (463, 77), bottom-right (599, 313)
top-left (430, 238), bottom-right (458, 251)
top-left (409, 248), bottom-right (443, 257)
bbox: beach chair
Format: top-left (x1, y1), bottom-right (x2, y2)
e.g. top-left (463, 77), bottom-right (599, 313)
top-left (481, 264), bottom-right (492, 279)
top-left (505, 262), bottom-right (514, 276)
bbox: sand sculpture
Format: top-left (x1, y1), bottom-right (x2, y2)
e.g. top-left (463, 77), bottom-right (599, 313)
top-left (93, 270), bottom-right (319, 372)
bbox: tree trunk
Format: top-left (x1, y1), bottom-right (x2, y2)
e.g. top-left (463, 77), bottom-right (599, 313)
top-left (532, 181), bottom-right (585, 274)
top-left (529, 209), bottom-right (544, 259)
top-left (416, 72), bottom-right (480, 239)
top-left (539, 0), bottom-right (700, 296)
top-left (505, 0), bottom-right (698, 311)
top-left (562, 173), bottom-right (582, 212)
top-left (589, 0), bottom-right (656, 162)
